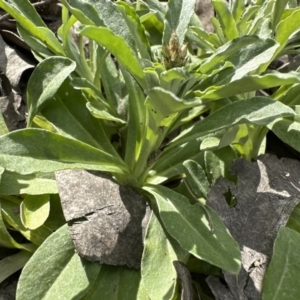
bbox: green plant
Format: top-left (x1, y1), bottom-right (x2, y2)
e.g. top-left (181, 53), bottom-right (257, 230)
top-left (1, 0), bottom-right (300, 299)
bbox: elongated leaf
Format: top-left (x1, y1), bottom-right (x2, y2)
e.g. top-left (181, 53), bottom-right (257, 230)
top-left (213, 0), bottom-right (239, 41)
top-left (27, 57), bottom-right (76, 126)
top-left (163, 0), bottom-right (196, 44)
top-left (20, 195), bottom-right (50, 230)
top-left (86, 102), bottom-right (126, 124)
top-left (237, 5), bottom-right (260, 35)
top-left (268, 117), bottom-right (300, 153)
top-left (230, 0), bottom-right (244, 22)
top-left (89, 0), bottom-right (136, 51)
top-left (0, 110), bottom-right (8, 136)
top-left (82, 264), bottom-right (147, 300)
top-left (0, 200), bottom-right (34, 251)
top-left (262, 227), bottom-right (300, 300)
top-left (0, 0), bottom-right (45, 26)
top-left (71, 78), bottom-right (111, 111)
top-left (60, 0), bottom-right (104, 26)
top-left (117, 2), bottom-right (151, 60)
top-left (198, 36), bottom-right (276, 74)
top-left (272, 0), bottom-right (289, 31)
top-left (276, 7), bottom-right (300, 54)
top-left (0, 1), bottom-right (64, 55)
top-left (0, 129), bottom-right (129, 175)
top-left (183, 160), bottom-right (210, 198)
top-left (247, 0), bottom-right (274, 36)
top-left (170, 97), bottom-right (295, 147)
top-left (145, 186), bottom-right (241, 273)
top-left (204, 146), bottom-right (238, 184)
top-left (17, 25), bottom-right (54, 59)
top-left (135, 88), bottom-right (187, 179)
top-left (141, 212), bottom-right (188, 300)
top-left (190, 26), bottom-right (219, 51)
top-left (79, 26), bottom-right (146, 88)
top-left (195, 71), bottom-right (300, 101)
top-left (122, 69), bottom-right (147, 172)
top-left (1, 197), bottom-right (52, 246)
top-left (146, 131), bottom-right (225, 185)
top-left (0, 251), bottom-right (32, 284)
top-left (147, 87), bottom-right (197, 121)
top-left (16, 224), bottom-right (101, 300)
top-left (41, 78), bottom-right (120, 156)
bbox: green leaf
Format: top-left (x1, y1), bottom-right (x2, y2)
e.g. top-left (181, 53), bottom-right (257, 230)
top-left (141, 212), bottom-right (188, 300)
top-left (86, 102), bottom-right (126, 124)
top-left (286, 203), bottom-right (300, 235)
top-left (275, 83), bottom-right (300, 106)
top-left (182, 160), bottom-right (210, 199)
top-left (70, 77), bottom-right (111, 112)
top-left (147, 131), bottom-right (225, 185)
top-left (198, 36), bottom-right (277, 74)
top-left (276, 8), bottom-right (300, 55)
top-left (27, 57), bottom-right (76, 126)
top-left (191, 71), bottom-right (300, 101)
top-left (272, 0), bottom-right (289, 31)
top-left (60, 0), bottom-right (104, 26)
top-left (41, 78), bottom-right (119, 156)
top-left (247, 0), bottom-right (274, 36)
top-left (100, 55), bottom-right (124, 113)
top-left (122, 69), bottom-right (147, 173)
top-left (90, 0), bottom-right (136, 51)
top-left (0, 251), bottom-right (32, 284)
top-left (82, 264), bottom-right (147, 300)
top-left (117, 2), bottom-right (151, 60)
top-left (230, 0), bottom-right (245, 23)
top-left (0, 129), bottom-right (129, 175)
top-left (0, 200), bottom-right (34, 251)
top-left (17, 25), bottom-right (54, 59)
top-left (170, 97), bottom-right (295, 147)
top-left (20, 195), bottom-right (50, 230)
top-left (79, 25), bottom-right (146, 88)
top-left (212, 0), bottom-right (239, 41)
top-left (190, 26), bottom-right (219, 51)
top-left (204, 146), bottom-right (238, 185)
top-left (0, 1), bottom-right (64, 55)
top-left (0, 110), bottom-right (8, 136)
top-left (268, 117), bottom-right (300, 153)
top-left (163, 0), bottom-right (196, 45)
top-left (144, 186), bottom-right (241, 273)
top-left (262, 227), bottom-right (300, 300)
top-left (136, 87), bottom-right (194, 180)
top-left (237, 5), bottom-right (260, 35)
top-left (0, 0), bottom-right (45, 26)
top-left (43, 194), bottom-right (66, 231)
top-left (16, 224), bottom-right (101, 300)
top-left (1, 197), bottom-right (52, 246)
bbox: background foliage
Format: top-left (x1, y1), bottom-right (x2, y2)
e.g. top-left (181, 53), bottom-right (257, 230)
top-left (1, 0), bottom-right (300, 299)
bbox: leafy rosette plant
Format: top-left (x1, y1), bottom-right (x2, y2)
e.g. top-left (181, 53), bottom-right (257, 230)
top-left (1, 0), bottom-right (300, 299)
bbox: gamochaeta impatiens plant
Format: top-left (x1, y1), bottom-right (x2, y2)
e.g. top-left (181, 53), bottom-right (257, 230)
top-left (1, 0), bottom-right (300, 299)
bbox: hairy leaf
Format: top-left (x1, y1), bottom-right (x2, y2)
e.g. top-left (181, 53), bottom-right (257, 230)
top-left (141, 213), bottom-right (188, 300)
top-left (0, 129), bottom-right (128, 175)
top-left (262, 227), bottom-right (300, 300)
top-left (0, 251), bottom-right (32, 284)
top-left (145, 186), bottom-right (241, 273)
top-left (20, 195), bottom-right (50, 230)
top-left (163, 0), bottom-right (196, 45)
top-left (82, 265), bottom-right (148, 300)
top-left (16, 224), bottom-right (100, 300)
top-left (27, 57), bottom-right (76, 125)
top-left (171, 97), bottom-right (294, 147)
top-left (79, 26), bottom-right (145, 88)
